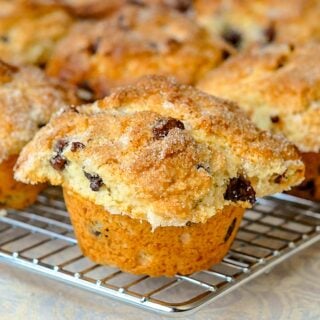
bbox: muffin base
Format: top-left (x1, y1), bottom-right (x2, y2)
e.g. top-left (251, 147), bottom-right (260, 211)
top-left (64, 188), bottom-right (245, 277)
top-left (0, 155), bottom-right (45, 209)
top-left (289, 152), bottom-right (320, 201)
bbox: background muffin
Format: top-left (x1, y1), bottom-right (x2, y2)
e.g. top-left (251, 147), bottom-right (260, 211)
top-left (46, 4), bottom-right (227, 100)
top-left (0, 60), bottom-right (76, 208)
top-left (194, 0), bottom-right (320, 49)
top-left (15, 76), bottom-right (304, 275)
top-left (0, 2), bottom-right (73, 66)
top-left (198, 42), bottom-right (320, 200)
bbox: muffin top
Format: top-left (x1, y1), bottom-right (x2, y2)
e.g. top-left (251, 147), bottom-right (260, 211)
top-left (0, 60), bottom-right (76, 163)
top-left (198, 42), bottom-right (320, 152)
top-left (194, 0), bottom-right (320, 49)
top-left (15, 76), bottom-right (304, 228)
top-left (0, 2), bottom-right (73, 65)
top-left (46, 4), bottom-right (227, 100)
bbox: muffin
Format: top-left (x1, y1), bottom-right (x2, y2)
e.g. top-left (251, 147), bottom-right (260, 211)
top-left (0, 60), bottom-right (76, 209)
top-left (0, 2), bottom-right (73, 66)
top-left (194, 0), bottom-right (320, 49)
top-left (46, 4), bottom-right (227, 100)
top-left (198, 43), bottom-right (320, 201)
top-left (15, 76), bottom-right (304, 276)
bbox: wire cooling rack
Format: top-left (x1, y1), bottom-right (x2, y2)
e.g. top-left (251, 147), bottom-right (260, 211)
top-left (0, 188), bottom-right (319, 316)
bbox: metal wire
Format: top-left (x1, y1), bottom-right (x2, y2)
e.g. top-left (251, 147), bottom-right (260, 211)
top-left (0, 188), bottom-right (319, 316)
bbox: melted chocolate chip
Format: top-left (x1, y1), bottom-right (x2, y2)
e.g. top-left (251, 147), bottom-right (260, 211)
top-left (153, 117), bottom-right (185, 140)
top-left (50, 154), bottom-right (68, 171)
top-left (224, 218), bottom-right (237, 243)
top-left (224, 176), bottom-right (256, 204)
top-left (222, 28), bottom-right (242, 49)
top-left (54, 139), bottom-right (69, 153)
top-left (264, 25), bottom-right (276, 43)
top-left (186, 221), bottom-right (193, 227)
top-left (84, 172), bottom-right (104, 191)
top-left (270, 115), bottom-right (280, 123)
top-left (71, 142), bottom-right (85, 152)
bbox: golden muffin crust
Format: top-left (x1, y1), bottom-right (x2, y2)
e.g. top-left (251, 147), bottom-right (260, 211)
top-left (64, 189), bottom-right (244, 276)
top-left (198, 43), bottom-right (320, 153)
top-left (0, 155), bottom-right (45, 209)
top-left (194, 0), bottom-right (320, 49)
top-left (46, 4), bottom-right (227, 100)
top-left (0, 3), bottom-right (73, 65)
top-left (0, 60), bottom-right (76, 164)
top-left (15, 76), bottom-right (304, 228)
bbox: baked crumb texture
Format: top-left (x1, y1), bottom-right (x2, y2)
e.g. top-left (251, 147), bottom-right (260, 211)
top-left (194, 0), bottom-right (320, 49)
top-left (15, 76), bottom-right (304, 229)
top-left (0, 60), bottom-right (75, 208)
top-left (46, 4), bottom-right (226, 100)
top-left (0, 1), bottom-right (73, 65)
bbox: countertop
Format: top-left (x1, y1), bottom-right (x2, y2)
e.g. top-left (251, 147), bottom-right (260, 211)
top-left (0, 241), bottom-right (319, 320)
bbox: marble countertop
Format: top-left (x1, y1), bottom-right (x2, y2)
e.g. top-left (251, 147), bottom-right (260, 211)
top-left (1, 241), bottom-right (319, 320)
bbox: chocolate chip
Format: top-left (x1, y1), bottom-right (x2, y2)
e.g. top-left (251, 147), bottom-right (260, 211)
top-left (222, 49), bottom-right (231, 60)
top-left (71, 142), bottom-right (85, 152)
top-left (264, 25), bottom-right (276, 43)
top-left (54, 139), bottom-right (69, 153)
top-left (153, 117), bottom-right (185, 140)
top-left (224, 176), bottom-right (256, 204)
top-left (92, 230), bottom-right (101, 237)
top-left (37, 122), bottom-right (46, 129)
top-left (50, 154), bottom-right (68, 171)
top-left (87, 38), bottom-right (101, 54)
top-left (270, 115), bottom-right (280, 123)
top-left (222, 28), bottom-right (242, 49)
top-left (84, 172), bottom-right (104, 191)
top-left (224, 218), bottom-right (237, 243)
top-left (297, 179), bottom-right (316, 196)
top-left (173, 0), bottom-right (193, 12)
top-left (274, 172), bottom-right (286, 184)
top-left (186, 221), bottom-right (192, 227)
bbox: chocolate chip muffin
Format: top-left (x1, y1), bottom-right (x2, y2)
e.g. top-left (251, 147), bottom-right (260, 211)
top-left (198, 43), bottom-right (320, 201)
top-left (0, 60), bottom-right (76, 209)
top-left (15, 76), bottom-right (304, 276)
top-left (0, 2), bottom-right (73, 66)
top-left (46, 4), bottom-right (227, 101)
top-left (194, 0), bottom-right (320, 49)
